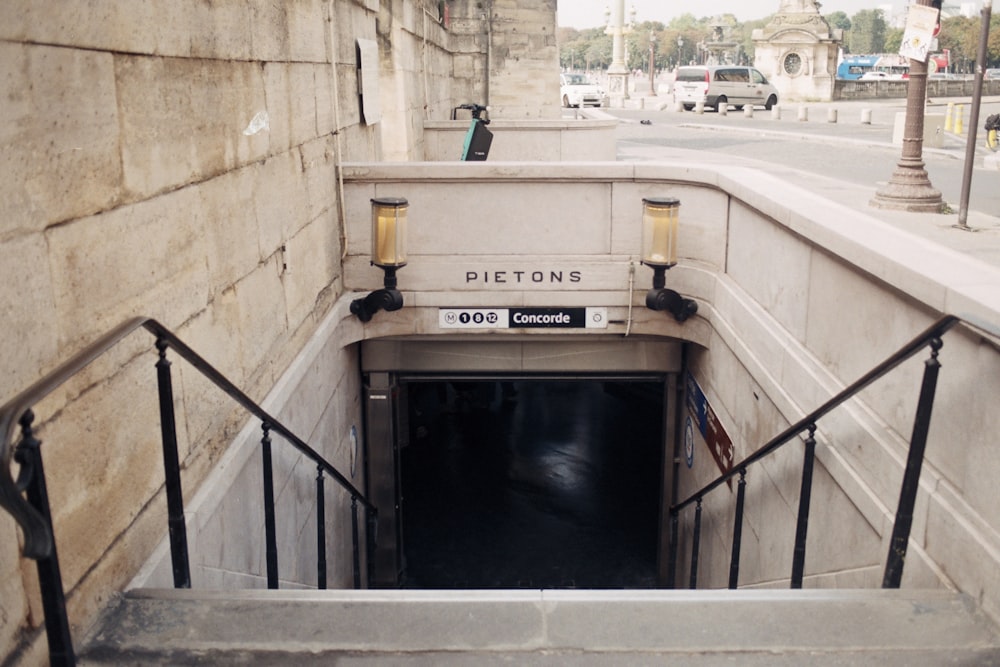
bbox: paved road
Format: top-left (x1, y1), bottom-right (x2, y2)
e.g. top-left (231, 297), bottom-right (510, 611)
top-left (601, 95), bottom-right (1000, 218)
top-left (580, 94), bottom-right (1000, 267)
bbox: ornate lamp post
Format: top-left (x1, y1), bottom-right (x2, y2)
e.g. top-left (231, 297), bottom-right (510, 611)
top-left (870, 0), bottom-right (944, 213)
top-left (649, 31), bottom-right (657, 95)
top-left (605, 0), bottom-right (633, 107)
top-left (677, 35), bottom-right (684, 67)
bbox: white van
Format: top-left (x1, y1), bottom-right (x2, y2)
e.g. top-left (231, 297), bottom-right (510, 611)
top-left (673, 66), bottom-right (779, 112)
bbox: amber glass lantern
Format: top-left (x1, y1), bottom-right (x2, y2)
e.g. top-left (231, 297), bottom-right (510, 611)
top-left (371, 197), bottom-right (408, 268)
top-left (640, 196), bottom-right (679, 268)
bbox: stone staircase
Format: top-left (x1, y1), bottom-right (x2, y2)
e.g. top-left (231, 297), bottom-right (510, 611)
top-left (78, 588), bottom-right (1000, 665)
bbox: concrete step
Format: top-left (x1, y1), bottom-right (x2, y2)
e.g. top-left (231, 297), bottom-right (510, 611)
top-left (79, 588), bottom-right (1000, 666)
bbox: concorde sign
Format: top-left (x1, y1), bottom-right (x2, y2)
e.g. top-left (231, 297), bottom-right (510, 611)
top-left (439, 307), bottom-right (608, 329)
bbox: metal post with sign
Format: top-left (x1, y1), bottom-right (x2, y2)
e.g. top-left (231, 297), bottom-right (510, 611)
top-left (871, 1), bottom-right (944, 213)
top-left (957, 0), bottom-right (993, 231)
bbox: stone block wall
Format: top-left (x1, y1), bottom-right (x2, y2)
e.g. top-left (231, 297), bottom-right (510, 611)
top-left (2, 0), bottom-right (562, 660)
top-left (448, 0), bottom-right (560, 119)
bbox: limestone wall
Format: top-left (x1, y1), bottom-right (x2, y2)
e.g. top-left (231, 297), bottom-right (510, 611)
top-left (448, 0), bottom-right (560, 119)
top-left (0, 0), bottom-right (561, 663)
top-left (0, 2), bottom-right (363, 661)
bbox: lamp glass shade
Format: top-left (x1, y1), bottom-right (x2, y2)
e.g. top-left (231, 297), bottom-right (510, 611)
top-left (371, 197), bottom-right (408, 267)
top-left (641, 197), bottom-right (680, 267)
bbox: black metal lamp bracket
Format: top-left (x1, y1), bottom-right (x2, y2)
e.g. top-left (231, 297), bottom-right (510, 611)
top-left (645, 265), bottom-right (698, 323)
top-left (350, 267), bottom-right (404, 322)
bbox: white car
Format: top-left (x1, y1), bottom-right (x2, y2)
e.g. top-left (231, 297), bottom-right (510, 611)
top-left (859, 71), bottom-right (890, 80)
top-left (560, 73), bottom-right (605, 108)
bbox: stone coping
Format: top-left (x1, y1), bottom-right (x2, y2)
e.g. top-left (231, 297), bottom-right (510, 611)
top-left (342, 161), bottom-right (1000, 336)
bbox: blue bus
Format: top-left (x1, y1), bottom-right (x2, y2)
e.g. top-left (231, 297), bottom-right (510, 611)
top-left (836, 55), bottom-right (883, 80)
top-left (838, 53), bottom-right (949, 80)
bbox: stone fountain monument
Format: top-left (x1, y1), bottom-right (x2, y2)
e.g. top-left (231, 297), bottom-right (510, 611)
top-left (751, 0), bottom-right (842, 102)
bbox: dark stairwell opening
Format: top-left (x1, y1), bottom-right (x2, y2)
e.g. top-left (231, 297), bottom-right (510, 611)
top-left (400, 379), bottom-right (664, 589)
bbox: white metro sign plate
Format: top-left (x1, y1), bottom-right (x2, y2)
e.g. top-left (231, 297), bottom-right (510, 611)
top-left (439, 307), bottom-right (607, 329)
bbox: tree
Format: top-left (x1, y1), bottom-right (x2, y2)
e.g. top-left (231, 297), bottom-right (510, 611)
top-left (848, 9), bottom-right (887, 54)
top-left (824, 11), bottom-right (851, 33)
top-left (884, 27), bottom-right (904, 54)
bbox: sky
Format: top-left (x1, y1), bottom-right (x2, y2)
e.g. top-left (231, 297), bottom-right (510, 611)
top-left (556, 0), bottom-right (899, 29)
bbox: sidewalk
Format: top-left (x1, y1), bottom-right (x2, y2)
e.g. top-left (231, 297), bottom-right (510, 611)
top-left (599, 96), bottom-right (1000, 270)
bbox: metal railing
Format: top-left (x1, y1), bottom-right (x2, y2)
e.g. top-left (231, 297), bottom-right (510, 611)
top-left (666, 315), bottom-right (960, 591)
top-left (0, 317), bottom-right (378, 666)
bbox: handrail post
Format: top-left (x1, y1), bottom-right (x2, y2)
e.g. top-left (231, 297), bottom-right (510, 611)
top-left (883, 337), bottom-right (944, 588)
top-left (366, 507), bottom-right (378, 589)
top-left (155, 339), bottom-right (191, 588)
top-left (666, 508), bottom-right (679, 589)
top-left (791, 423), bottom-right (817, 589)
top-left (351, 497), bottom-right (361, 589)
top-left (729, 468), bottom-right (747, 590)
top-left (261, 422), bottom-right (279, 589)
top-left (316, 466), bottom-right (327, 590)
top-left (15, 410), bottom-right (76, 666)
top-left (689, 498), bottom-right (703, 589)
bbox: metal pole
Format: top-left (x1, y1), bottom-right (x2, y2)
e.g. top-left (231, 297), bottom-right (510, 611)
top-left (729, 468), bottom-right (747, 589)
top-left (261, 422), bottom-right (279, 589)
top-left (883, 338), bottom-right (943, 588)
top-left (366, 508), bottom-right (378, 588)
top-left (957, 0), bottom-right (993, 230)
top-left (316, 466), bottom-right (327, 590)
top-left (155, 339), bottom-right (191, 589)
top-left (871, 0), bottom-right (944, 212)
top-left (352, 496), bottom-right (361, 589)
top-left (790, 424), bottom-right (817, 589)
top-left (649, 33), bottom-right (656, 95)
top-left (666, 509), bottom-right (679, 588)
top-left (689, 499), bottom-right (702, 589)
top-left (16, 411), bottom-right (76, 666)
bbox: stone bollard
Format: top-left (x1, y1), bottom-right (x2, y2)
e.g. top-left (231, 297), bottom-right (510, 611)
top-left (674, 100), bottom-right (685, 113)
top-left (827, 108), bottom-right (838, 123)
top-left (718, 103), bottom-right (728, 116)
top-left (944, 102), bottom-right (954, 132)
top-left (771, 105), bottom-right (781, 120)
top-left (695, 101), bottom-right (705, 115)
top-left (955, 104), bottom-right (964, 135)
top-left (744, 105), bottom-right (754, 118)
top-left (861, 109), bottom-right (872, 125)
top-left (798, 106), bottom-right (808, 122)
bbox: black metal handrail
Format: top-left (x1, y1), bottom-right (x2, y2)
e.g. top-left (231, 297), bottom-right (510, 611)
top-left (667, 314), bottom-right (960, 590)
top-left (0, 317), bottom-right (378, 666)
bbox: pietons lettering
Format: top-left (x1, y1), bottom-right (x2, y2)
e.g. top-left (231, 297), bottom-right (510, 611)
top-left (465, 270), bottom-right (582, 284)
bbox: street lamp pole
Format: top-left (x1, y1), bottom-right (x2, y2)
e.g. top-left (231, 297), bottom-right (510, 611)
top-left (870, 0), bottom-right (943, 213)
top-left (677, 35), bottom-right (684, 68)
top-left (649, 32), bottom-right (657, 95)
top-left (605, 0), bottom-right (632, 107)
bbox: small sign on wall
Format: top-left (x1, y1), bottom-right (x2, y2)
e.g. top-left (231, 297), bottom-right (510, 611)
top-left (438, 307), bottom-right (607, 330)
top-left (685, 371), bottom-right (735, 479)
top-left (357, 39), bottom-right (380, 125)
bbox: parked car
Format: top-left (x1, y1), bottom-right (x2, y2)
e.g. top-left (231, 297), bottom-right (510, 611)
top-left (859, 71), bottom-right (890, 80)
top-left (672, 65), bottom-right (778, 112)
top-left (560, 73), bottom-right (605, 108)
top-left (985, 69), bottom-right (1000, 81)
